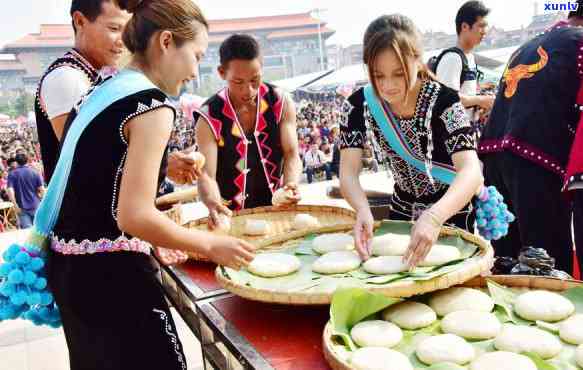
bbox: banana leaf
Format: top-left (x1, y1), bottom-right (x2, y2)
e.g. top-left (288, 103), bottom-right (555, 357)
top-left (221, 220), bottom-right (481, 293)
top-left (329, 288), bottom-right (402, 351)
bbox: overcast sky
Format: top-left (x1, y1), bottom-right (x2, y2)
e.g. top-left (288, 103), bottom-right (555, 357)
top-left (1, 0), bottom-right (542, 47)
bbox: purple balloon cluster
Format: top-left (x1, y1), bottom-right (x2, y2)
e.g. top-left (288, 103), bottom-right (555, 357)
top-left (0, 244), bottom-right (61, 327)
top-left (475, 186), bottom-right (516, 241)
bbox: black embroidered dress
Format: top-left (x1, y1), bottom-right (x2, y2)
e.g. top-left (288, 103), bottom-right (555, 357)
top-left (340, 80), bottom-right (477, 230)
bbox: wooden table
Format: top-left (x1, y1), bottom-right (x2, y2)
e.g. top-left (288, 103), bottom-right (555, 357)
top-left (156, 174), bottom-right (393, 369)
top-left (158, 260), bottom-right (331, 370)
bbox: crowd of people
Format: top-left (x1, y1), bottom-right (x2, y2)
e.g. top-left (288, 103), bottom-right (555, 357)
top-left (0, 123), bottom-right (43, 204)
top-left (295, 95), bottom-right (380, 183)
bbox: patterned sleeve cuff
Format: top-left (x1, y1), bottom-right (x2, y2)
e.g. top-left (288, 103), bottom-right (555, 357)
top-left (340, 130), bottom-right (365, 150)
top-left (445, 130), bottom-right (476, 155)
top-left (440, 102), bottom-right (471, 134)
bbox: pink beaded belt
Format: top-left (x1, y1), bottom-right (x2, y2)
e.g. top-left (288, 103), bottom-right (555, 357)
top-left (51, 235), bottom-right (152, 256)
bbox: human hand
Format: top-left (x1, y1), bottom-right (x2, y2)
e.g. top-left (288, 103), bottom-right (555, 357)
top-left (354, 208), bottom-right (374, 260)
top-left (154, 247), bottom-right (189, 266)
top-left (208, 236), bottom-right (256, 270)
top-left (166, 150), bottom-right (203, 185)
top-left (403, 210), bottom-right (442, 268)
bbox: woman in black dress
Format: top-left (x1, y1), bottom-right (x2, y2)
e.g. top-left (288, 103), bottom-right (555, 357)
top-left (340, 15), bottom-right (484, 267)
top-left (46, 1), bottom-right (255, 369)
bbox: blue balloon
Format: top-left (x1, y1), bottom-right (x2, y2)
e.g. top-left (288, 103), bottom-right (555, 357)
top-left (27, 292), bottom-right (42, 306)
top-left (7, 269), bottom-right (24, 284)
top-left (0, 263), bottom-right (13, 277)
top-left (23, 271), bottom-right (37, 286)
top-left (34, 278), bottom-right (47, 290)
top-left (14, 252), bottom-right (31, 266)
top-left (29, 258), bottom-right (44, 272)
top-left (0, 282), bottom-right (16, 297)
top-left (40, 293), bottom-right (53, 306)
top-left (10, 291), bottom-right (27, 306)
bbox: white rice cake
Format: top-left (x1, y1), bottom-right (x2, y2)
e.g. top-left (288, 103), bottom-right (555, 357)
top-left (418, 244), bottom-right (461, 267)
top-left (312, 233), bottom-right (354, 254)
top-left (292, 213), bottom-right (320, 230)
top-left (441, 310), bottom-right (501, 340)
top-left (559, 314), bottom-right (583, 344)
top-left (470, 351), bottom-right (536, 370)
top-left (382, 301), bottom-right (437, 330)
top-left (371, 233), bottom-right (410, 256)
top-left (362, 256), bottom-right (409, 275)
top-left (244, 219), bottom-right (270, 236)
top-left (416, 334), bottom-right (475, 365)
top-left (350, 320), bottom-right (403, 348)
top-left (350, 347), bottom-right (413, 370)
top-left (247, 253), bottom-right (301, 278)
top-left (514, 290), bottom-right (575, 322)
top-left (494, 324), bottom-right (562, 359)
top-left (311, 251), bottom-right (361, 274)
top-left (429, 287), bottom-right (494, 316)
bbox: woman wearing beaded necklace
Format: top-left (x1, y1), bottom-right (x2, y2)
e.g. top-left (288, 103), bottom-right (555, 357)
top-left (340, 14), bottom-right (484, 267)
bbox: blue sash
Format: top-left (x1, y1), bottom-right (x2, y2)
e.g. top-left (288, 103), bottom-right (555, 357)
top-left (0, 69), bottom-right (157, 327)
top-left (363, 84), bottom-right (515, 240)
top-left (363, 84), bottom-right (456, 184)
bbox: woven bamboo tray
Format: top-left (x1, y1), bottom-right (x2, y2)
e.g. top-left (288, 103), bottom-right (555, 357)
top-left (215, 223), bottom-right (495, 305)
top-left (183, 205), bottom-right (357, 261)
top-left (322, 274), bottom-right (583, 370)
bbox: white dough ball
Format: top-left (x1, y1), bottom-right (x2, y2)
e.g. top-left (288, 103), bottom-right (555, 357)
top-left (441, 310), bottom-right (502, 340)
top-left (312, 233), bottom-right (354, 254)
top-left (559, 314), bottom-right (583, 344)
top-left (350, 347), bottom-right (413, 370)
top-left (382, 301), bottom-right (437, 330)
top-left (371, 233), bottom-right (410, 256)
top-left (429, 287), bottom-right (494, 316)
top-left (215, 213), bottom-right (232, 234)
top-left (188, 151), bottom-right (206, 169)
top-left (272, 188), bottom-right (294, 206)
top-left (244, 219), bottom-right (270, 236)
top-left (311, 251), bottom-right (361, 274)
top-left (362, 256), bottom-right (409, 275)
top-left (247, 253), bottom-right (301, 278)
top-left (418, 244), bottom-right (461, 267)
top-left (514, 290), bottom-right (575, 322)
top-left (470, 351), bottom-right (537, 370)
top-left (494, 324), bottom-right (563, 359)
top-left (576, 344), bottom-right (583, 368)
top-left (350, 320), bottom-right (403, 348)
top-left (416, 334), bottom-right (475, 365)
top-left (292, 213), bottom-right (320, 230)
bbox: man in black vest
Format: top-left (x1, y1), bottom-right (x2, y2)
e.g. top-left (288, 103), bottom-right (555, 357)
top-left (195, 35), bottom-right (302, 228)
top-left (36, 0), bottom-right (200, 186)
top-left (479, 5), bottom-right (583, 274)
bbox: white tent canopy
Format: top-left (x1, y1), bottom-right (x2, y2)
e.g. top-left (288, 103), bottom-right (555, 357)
top-left (272, 70), bottom-right (333, 91)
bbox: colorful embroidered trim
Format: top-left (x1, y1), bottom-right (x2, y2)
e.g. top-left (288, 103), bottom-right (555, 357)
top-left (51, 235), bottom-right (152, 256)
top-left (479, 136), bottom-right (566, 175)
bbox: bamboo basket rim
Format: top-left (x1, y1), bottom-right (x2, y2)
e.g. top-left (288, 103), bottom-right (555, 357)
top-left (184, 204), bottom-right (357, 261)
top-left (215, 221), bottom-right (495, 305)
top-left (322, 274), bottom-right (583, 370)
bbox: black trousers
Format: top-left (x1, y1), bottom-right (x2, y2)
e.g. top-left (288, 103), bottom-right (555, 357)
top-left (482, 152), bottom-right (574, 274)
top-left (47, 250), bottom-right (186, 370)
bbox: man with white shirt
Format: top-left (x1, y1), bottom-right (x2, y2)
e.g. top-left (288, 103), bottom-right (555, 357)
top-left (35, 0), bottom-right (130, 183)
top-left (434, 1), bottom-right (494, 128)
top-left (304, 143), bottom-right (331, 184)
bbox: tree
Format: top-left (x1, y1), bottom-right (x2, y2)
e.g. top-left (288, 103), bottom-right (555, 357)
top-left (14, 91), bottom-right (34, 117)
